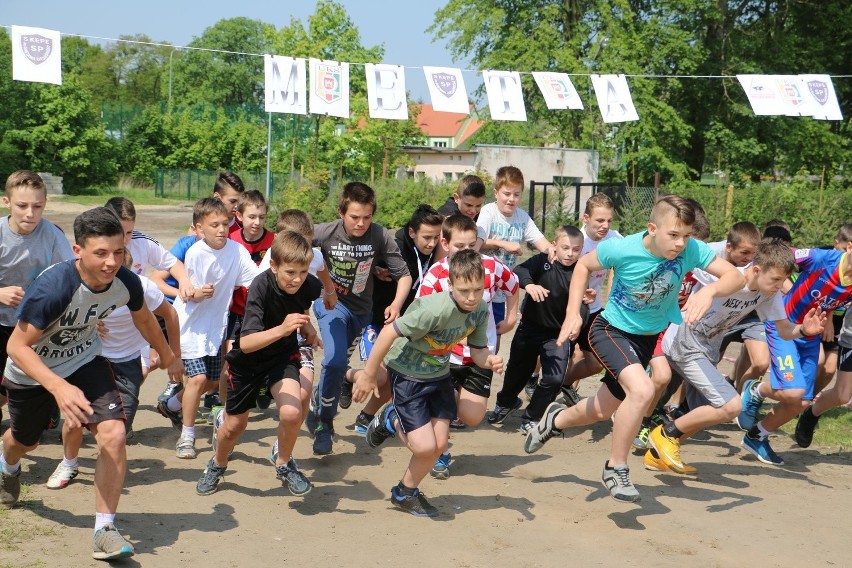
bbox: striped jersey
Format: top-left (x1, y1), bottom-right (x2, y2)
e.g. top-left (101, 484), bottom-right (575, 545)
top-left (785, 249), bottom-right (852, 323)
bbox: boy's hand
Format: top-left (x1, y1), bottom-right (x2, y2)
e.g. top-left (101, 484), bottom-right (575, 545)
top-left (178, 279), bottom-right (196, 302)
top-left (373, 266), bottom-right (392, 282)
top-left (557, 313), bottom-right (583, 347)
top-left (0, 286), bottom-right (25, 307)
top-left (485, 354), bottom-right (504, 374)
top-left (96, 321), bottom-right (108, 338)
top-left (384, 303), bottom-right (402, 324)
top-left (322, 289), bottom-right (338, 310)
top-left (802, 307), bottom-right (827, 338)
top-left (280, 313), bottom-right (310, 337)
top-left (681, 287), bottom-right (714, 326)
top-left (819, 311), bottom-right (834, 342)
top-left (162, 351), bottom-right (184, 382)
top-left (300, 321), bottom-right (318, 347)
top-left (195, 283), bottom-right (214, 301)
top-left (352, 369), bottom-right (379, 403)
top-left (525, 284), bottom-right (549, 302)
top-left (51, 381), bottom-right (94, 429)
top-left (582, 288), bottom-right (596, 305)
top-left (504, 242), bottom-right (523, 256)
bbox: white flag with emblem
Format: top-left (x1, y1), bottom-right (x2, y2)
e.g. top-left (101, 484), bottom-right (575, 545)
top-left (11, 25), bottom-right (62, 85)
top-left (590, 74), bottom-right (639, 123)
top-left (423, 66), bottom-right (469, 114)
top-left (264, 55), bottom-right (307, 114)
top-left (483, 70), bottom-right (527, 121)
top-left (309, 59), bottom-right (350, 118)
top-left (532, 72), bottom-right (584, 110)
top-left (798, 74), bottom-right (843, 121)
top-left (366, 64), bottom-right (408, 120)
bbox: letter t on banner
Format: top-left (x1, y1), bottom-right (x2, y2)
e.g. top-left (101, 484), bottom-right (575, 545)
top-left (366, 64), bottom-right (408, 120)
top-left (264, 55), bottom-right (306, 114)
top-left (309, 59), bottom-right (350, 119)
top-left (11, 25), bottom-right (62, 85)
top-left (483, 71), bottom-right (527, 121)
top-left (590, 74), bottom-right (639, 123)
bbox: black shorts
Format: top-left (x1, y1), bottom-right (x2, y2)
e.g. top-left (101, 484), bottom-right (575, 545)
top-left (576, 310), bottom-right (601, 353)
top-left (390, 370), bottom-right (456, 433)
top-left (226, 353), bottom-right (301, 415)
top-left (838, 345), bottom-right (852, 373)
top-left (588, 315), bottom-right (657, 401)
top-left (226, 311), bottom-right (244, 342)
top-left (3, 356), bottom-right (125, 447)
top-left (449, 363), bottom-right (493, 398)
top-left (0, 324), bottom-right (12, 397)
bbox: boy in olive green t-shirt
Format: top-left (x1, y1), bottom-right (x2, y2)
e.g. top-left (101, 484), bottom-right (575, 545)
top-left (352, 249), bottom-right (503, 517)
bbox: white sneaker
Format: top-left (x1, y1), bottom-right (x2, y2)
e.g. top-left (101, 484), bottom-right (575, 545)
top-left (46, 462), bottom-right (78, 489)
top-left (175, 436), bottom-right (197, 459)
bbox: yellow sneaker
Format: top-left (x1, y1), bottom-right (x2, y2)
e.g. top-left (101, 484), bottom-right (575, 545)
top-left (649, 425), bottom-right (696, 475)
top-left (643, 448), bottom-right (669, 472)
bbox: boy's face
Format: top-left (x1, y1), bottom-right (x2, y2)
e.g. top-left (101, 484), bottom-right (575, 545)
top-left (73, 234), bottom-right (125, 291)
top-left (453, 193), bottom-right (484, 219)
top-left (726, 241), bottom-right (757, 267)
top-left (340, 202), bottom-right (374, 238)
top-left (270, 260), bottom-right (310, 295)
top-left (194, 212), bottom-right (231, 250)
top-left (3, 186), bottom-right (46, 236)
top-left (494, 183), bottom-right (522, 217)
top-left (449, 276), bottom-right (485, 312)
top-left (237, 204), bottom-right (267, 241)
top-left (647, 216), bottom-right (692, 260)
top-left (409, 223), bottom-right (442, 256)
top-left (582, 206), bottom-right (614, 241)
top-left (441, 229), bottom-right (478, 257)
top-left (214, 186), bottom-right (241, 222)
top-left (833, 239), bottom-right (852, 253)
top-left (119, 219), bottom-right (134, 246)
top-left (553, 235), bottom-right (583, 267)
top-left (751, 265), bottom-right (789, 295)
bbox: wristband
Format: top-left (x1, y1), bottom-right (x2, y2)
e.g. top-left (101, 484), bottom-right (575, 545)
top-left (323, 289), bottom-right (336, 296)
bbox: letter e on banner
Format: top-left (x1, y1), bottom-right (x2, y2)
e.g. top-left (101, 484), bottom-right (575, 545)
top-left (265, 55), bottom-right (306, 114)
top-left (483, 70), bottom-right (527, 121)
top-left (366, 64), bottom-right (408, 120)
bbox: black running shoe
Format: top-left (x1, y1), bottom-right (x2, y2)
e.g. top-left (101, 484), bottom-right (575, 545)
top-left (390, 485), bottom-right (439, 517)
top-left (339, 379), bottom-right (354, 410)
top-left (794, 406), bottom-right (819, 448)
top-left (366, 403), bottom-right (397, 448)
top-left (560, 386), bottom-right (582, 407)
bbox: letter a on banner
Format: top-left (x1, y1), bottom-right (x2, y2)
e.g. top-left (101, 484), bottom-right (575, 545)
top-left (309, 59), bottom-right (350, 119)
top-left (423, 66), bottom-right (469, 114)
top-left (11, 26), bottom-right (62, 85)
top-left (591, 75), bottom-right (638, 123)
top-left (483, 70), bottom-right (527, 121)
top-left (532, 72), bottom-right (584, 110)
top-left (265, 55), bottom-right (306, 114)
top-left (366, 64), bottom-right (408, 120)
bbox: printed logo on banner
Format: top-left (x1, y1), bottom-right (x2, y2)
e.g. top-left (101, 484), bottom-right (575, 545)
top-left (316, 64), bottom-right (342, 104)
top-left (778, 79), bottom-right (806, 108)
top-left (21, 34), bottom-right (53, 65)
top-left (747, 76), bottom-right (775, 100)
top-left (807, 80), bottom-right (828, 105)
top-left (431, 72), bottom-right (457, 98)
top-left (546, 77), bottom-right (571, 100)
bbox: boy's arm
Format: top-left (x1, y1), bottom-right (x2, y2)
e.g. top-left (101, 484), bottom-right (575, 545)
top-left (130, 305), bottom-right (183, 382)
top-left (148, 269), bottom-right (180, 300)
top-left (470, 346), bottom-right (504, 375)
top-left (0, 286), bottom-right (25, 308)
top-left (167, 260), bottom-right (195, 301)
top-left (774, 308), bottom-right (826, 339)
top-left (497, 286), bottom-right (520, 335)
top-left (385, 274), bottom-right (413, 323)
top-left (483, 238), bottom-right (522, 256)
top-left (352, 323), bottom-right (401, 403)
top-left (516, 254), bottom-right (548, 302)
top-left (531, 236), bottom-right (551, 254)
top-left (152, 299), bottom-right (182, 375)
top-left (7, 322), bottom-right (93, 428)
top-left (317, 265), bottom-right (338, 309)
top-left (682, 257), bottom-right (745, 326)
top-left (238, 313), bottom-right (311, 353)
top-left (558, 253), bottom-right (601, 346)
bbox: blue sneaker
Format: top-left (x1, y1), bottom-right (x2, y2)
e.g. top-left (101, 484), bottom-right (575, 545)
top-left (430, 452), bottom-right (451, 480)
top-left (741, 434), bottom-right (784, 465)
top-left (736, 379), bottom-right (764, 432)
top-left (365, 403), bottom-right (397, 448)
top-left (305, 408), bottom-right (319, 437)
top-left (312, 421), bottom-right (334, 455)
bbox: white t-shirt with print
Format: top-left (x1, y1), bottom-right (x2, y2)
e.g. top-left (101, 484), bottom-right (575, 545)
top-left (580, 226), bottom-right (622, 313)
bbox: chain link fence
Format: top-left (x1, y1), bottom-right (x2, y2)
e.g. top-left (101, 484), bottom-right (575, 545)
top-left (153, 169), bottom-right (298, 200)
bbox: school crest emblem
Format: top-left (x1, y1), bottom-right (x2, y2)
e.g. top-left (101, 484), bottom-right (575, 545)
top-left (20, 34), bottom-right (53, 65)
top-left (807, 80), bottom-right (828, 105)
top-left (316, 64), bottom-right (342, 104)
top-left (431, 72), bottom-right (457, 98)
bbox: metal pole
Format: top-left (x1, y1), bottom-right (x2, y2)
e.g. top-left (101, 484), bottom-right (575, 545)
top-left (168, 49), bottom-right (175, 106)
top-left (265, 112), bottom-right (272, 200)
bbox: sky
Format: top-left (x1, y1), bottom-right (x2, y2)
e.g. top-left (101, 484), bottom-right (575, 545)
top-left (0, 0), bottom-right (477, 101)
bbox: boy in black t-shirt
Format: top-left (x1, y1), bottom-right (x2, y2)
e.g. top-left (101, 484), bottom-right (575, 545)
top-left (489, 226), bottom-right (589, 431)
top-left (196, 231), bottom-right (320, 497)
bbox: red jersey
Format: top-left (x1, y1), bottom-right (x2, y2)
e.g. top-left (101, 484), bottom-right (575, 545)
top-left (229, 226), bottom-right (275, 315)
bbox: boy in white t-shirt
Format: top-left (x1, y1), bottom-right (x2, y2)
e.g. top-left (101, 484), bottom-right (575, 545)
top-left (160, 198), bottom-right (261, 459)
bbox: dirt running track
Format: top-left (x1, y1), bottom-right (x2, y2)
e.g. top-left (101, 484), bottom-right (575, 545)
top-left (0, 199), bottom-right (849, 567)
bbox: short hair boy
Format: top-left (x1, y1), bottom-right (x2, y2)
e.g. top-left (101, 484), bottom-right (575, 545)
top-left (0, 207), bottom-right (182, 561)
top-left (438, 174), bottom-right (487, 221)
top-left (196, 231), bottom-right (320, 497)
top-left (524, 195), bottom-right (744, 503)
top-left (351, 248), bottom-right (503, 517)
top-left (214, 171), bottom-right (245, 227)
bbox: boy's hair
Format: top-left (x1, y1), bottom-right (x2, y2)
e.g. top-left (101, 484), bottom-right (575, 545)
top-left (763, 218), bottom-right (790, 232)
top-left (684, 197), bottom-right (706, 215)
top-left (338, 181), bottom-right (376, 214)
top-left (192, 197), bottom-right (229, 225)
top-left (456, 175), bottom-right (486, 199)
top-left (409, 204), bottom-right (443, 232)
top-left (691, 212), bottom-right (711, 241)
top-left (448, 248), bottom-right (484, 284)
top-left (442, 214), bottom-right (478, 242)
top-left (275, 209), bottom-right (314, 236)
top-left (73, 207), bottom-right (124, 246)
top-left (727, 221), bottom-right (760, 248)
top-left (753, 239), bottom-right (796, 275)
top-left (213, 171), bottom-right (245, 195)
top-left (236, 189), bottom-right (267, 214)
top-left (835, 223), bottom-right (852, 244)
top-left (762, 225), bottom-right (792, 245)
top-left (494, 166), bottom-right (524, 190)
top-left (554, 225), bottom-right (584, 242)
top-left (584, 193), bottom-right (614, 216)
top-left (104, 196), bottom-right (136, 222)
top-left (650, 195), bottom-right (695, 227)
top-left (270, 230), bottom-right (314, 267)
top-left (5, 170), bottom-right (46, 196)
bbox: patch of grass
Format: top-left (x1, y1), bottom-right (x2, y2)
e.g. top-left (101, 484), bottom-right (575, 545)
top-left (779, 406), bottom-right (852, 452)
top-left (57, 187), bottom-right (191, 207)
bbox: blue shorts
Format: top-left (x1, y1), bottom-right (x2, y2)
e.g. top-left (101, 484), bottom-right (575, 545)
top-left (492, 301), bottom-right (506, 327)
top-left (183, 355), bottom-right (222, 380)
top-left (389, 370), bottom-right (456, 433)
top-left (765, 321), bottom-right (820, 401)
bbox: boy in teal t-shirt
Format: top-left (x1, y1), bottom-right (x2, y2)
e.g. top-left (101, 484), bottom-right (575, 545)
top-left (524, 195), bottom-right (744, 504)
top-left (352, 249), bottom-right (503, 517)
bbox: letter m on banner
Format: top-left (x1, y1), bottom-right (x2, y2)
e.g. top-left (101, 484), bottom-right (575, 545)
top-left (265, 55), bottom-right (306, 114)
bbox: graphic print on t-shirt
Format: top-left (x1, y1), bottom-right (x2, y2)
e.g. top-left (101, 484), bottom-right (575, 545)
top-left (610, 257), bottom-right (685, 314)
top-left (327, 241), bottom-right (375, 296)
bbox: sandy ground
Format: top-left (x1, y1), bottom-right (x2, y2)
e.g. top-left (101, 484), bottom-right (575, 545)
top-left (1, 199), bottom-right (850, 567)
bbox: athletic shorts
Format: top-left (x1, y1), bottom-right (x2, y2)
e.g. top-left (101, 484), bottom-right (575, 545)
top-left (3, 356), bottom-right (125, 447)
top-left (226, 353), bottom-right (301, 415)
top-left (492, 301), bottom-right (506, 327)
top-left (183, 355), bottom-right (222, 380)
top-left (576, 310), bottom-right (601, 353)
top-left (226, 311), bottom-right (243, 342)
top-left (666, 356), bottom-right (738, 408)
top-left (389, 370), bottom-right (456, 433)
top-left (109, 357), bottom-right (145, 430)
top-left (299, 345), bottom-right (314, 371)
top-left (837, 345), bottom-right (852, 373)
top-left (720, 312), bottom-right (765, 352)
top-left (588, 315), bottom-right (657, 401)
top-left (449, 363), bottom-right (493, 398)
top-left (765, 320), bottom-right (820, 401)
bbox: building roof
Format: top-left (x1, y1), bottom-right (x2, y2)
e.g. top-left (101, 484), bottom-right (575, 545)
top-left (416, 103), bottom-right (483, 143)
